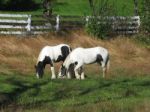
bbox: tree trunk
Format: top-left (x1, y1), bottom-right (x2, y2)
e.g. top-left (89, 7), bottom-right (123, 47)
top-left (88, 0), bottom-right (95, 15)
top-left (43, 0), bottom-right (53, 17)
top-left (133, 0), bottom-right (138, 15)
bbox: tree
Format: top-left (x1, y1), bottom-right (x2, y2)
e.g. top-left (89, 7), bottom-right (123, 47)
top-left (88, 0), bottom-right (94, 11)
top-left (88, 0), bottom-right (96, 15)
top-left (43, 0), bottom-right (53, 17)
top-left (133, 0), bottom-right (138, 16)
top-left (0, 0), bottom-right (39, 11)
top-left (141, 0), bottom-right (150, 33)
top-left (86, 0), bottom-right (116, 39)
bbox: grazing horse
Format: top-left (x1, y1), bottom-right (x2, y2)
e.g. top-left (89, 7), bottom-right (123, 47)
top-left (60, 47), bottom-right (110, 79)
top-left (35, 44), bottom-right (71, 79)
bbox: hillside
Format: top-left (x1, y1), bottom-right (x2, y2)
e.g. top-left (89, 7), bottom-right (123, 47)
top-left (0, 32), bottom-right (150, 111)
top-left (53, 0), bottom-right (142, 16)
top-left (0, 0), bottom-right (142, 16)
top-left (0, 31), bottom-right (149, 76)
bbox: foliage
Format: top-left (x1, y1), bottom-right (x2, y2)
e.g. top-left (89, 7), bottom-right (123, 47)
top-left (86, 17), bottom-right (112, 39)
top-left (0, 0), bottom-right (40, 11)
top-left (134, 34), bottom-right (150, 47)
top-left (86, 0), bottom-right (116, 39)
top-left (140, 0), bottom-right (150, 33)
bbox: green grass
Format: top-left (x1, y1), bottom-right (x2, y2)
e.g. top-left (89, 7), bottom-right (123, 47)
top-left (0, 71), bottom-right (150, 112)
top-left (0, 0), bottom-right (143, 16)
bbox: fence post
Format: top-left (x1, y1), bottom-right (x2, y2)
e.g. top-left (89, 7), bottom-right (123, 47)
top-left (86, 16), bottom-right (89, 22)
top-left (137, 16), bottom-right (140, 27)
top-left (137, 16), bottom-right (140, 33)
top-left (55, 15), bottom-right (60, 32)
top-left (26, 15), bottom-right (31, 32)
top-left (85, 16), bottom-right (90, 27)
top-left (86, 16), bottom-right (89, 23)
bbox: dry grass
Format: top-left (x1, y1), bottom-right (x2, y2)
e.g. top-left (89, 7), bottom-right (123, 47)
top-left (0, 31), bottom-right (150, 77)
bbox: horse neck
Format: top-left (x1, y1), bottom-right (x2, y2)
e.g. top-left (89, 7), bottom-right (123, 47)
top-left (37, 48), bottom-right (49, 64)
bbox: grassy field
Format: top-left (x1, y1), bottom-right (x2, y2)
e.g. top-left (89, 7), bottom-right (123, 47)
top-left (0, 31), bottom-right (150, 111)
top-left (0, 0), bottom-right (142, 16)
top-left (0, 72), bottom-right (150, 112)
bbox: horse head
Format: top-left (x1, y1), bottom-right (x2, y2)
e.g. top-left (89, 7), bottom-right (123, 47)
top-left (35, 61), bottom-right (45, 79)
top-left (60, 65), bottom-right (67, 77)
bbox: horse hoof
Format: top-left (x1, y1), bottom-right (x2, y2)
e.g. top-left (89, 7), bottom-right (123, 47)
top-left (81, 77), bottom-right (85, 80)
top-left (51, 77), bottom-right (56, 79)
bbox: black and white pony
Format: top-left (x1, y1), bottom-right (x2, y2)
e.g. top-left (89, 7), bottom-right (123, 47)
top-left (60, 47), bottom-right (110, 79)
top-left (35, 44), bottom-right (71, 79)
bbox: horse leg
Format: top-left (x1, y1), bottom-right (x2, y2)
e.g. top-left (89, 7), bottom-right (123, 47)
top-left (74, 69), bottom-right (80, 79)
top-left (74, 64), bottom-right (82, 80)
top-left (67, 71), bottom-right (71, 79)
top-left (80, 67), bottom-right (85, 80)
top-left (102, 59), bottom-right (110, 78)
top-left (81, 72), bottom-right (85, 80)
top-left (81, 71), bottom-right (85, 80)
top-left (102, 67), bottom-right (106, 78)
top-left (58, 66), bottom-right (62, 78)
top-left (51, 67), bottom-right (56, 79)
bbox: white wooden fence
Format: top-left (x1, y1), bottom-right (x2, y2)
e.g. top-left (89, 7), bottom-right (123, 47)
top-left (85, 16), bottom-right (140, 34)
top-left (0, 13), bottom-right (140, 35)
top-left (52, 15), bottom-right (140, 34)
top-left (0, 14), bottom-right (54, 35)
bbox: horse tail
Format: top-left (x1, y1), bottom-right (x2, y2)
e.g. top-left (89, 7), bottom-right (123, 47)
top-left (105, 54), bottom-right (110, 76)
top-left (102, 54), bottom-right (110, 78)
top-left (106, 58), bottom-right (110, 73)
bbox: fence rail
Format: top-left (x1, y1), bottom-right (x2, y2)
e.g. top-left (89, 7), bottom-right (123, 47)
top-left (0, 14), bottom-right (52, 35)
top-left (0, 13), bottom-right (140, 35)
top-left (85, 16), bottom-right (140, 34)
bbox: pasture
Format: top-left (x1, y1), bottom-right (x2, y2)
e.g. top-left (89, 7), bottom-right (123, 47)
top-left (0, 0), bottom-right (142, 16)
top-left (0, 72), bottom-right (150, 112)
top-left (0, 32), bottom-right (150, 111)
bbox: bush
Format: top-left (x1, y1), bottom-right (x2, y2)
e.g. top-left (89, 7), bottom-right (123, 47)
top-left (140, 0), bottom-right (150, 33)
top-left (86, 17), bottom-right (112, 39)
top-left (86, 0), bottom-right (116, 39)
top-left (134, 34), bottom-right (150, 47)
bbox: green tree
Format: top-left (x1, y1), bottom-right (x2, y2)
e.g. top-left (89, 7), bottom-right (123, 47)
top-left (0, 0), bottom-right (40, 11)
top-left (141, 0), bottom-right (150, 33)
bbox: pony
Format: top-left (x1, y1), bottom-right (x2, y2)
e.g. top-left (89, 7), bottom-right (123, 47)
top-left (60, 47), bottom-right (110, 79)
top-left (35, 44), bottom-right (72, 79)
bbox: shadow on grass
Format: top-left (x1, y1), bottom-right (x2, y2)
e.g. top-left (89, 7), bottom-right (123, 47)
top-left (0, 74), bottom-right (150, 109)
top-left (50, 78), bottom-right (133, 103)
top-left (0, 76), bottom-right (50, 107)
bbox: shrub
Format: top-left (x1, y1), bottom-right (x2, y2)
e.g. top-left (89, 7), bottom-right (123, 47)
top-left (140, 0), bottom-right (150, 33)
top-left (86, 17), bottom-right (112, 39)
top-left (86, 0), bottom-right (116, 39)
top-left (134, 34), bottom-right (150, 47)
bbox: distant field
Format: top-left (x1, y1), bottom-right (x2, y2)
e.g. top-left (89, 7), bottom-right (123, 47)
top-left (53, 0), bottom-right (142, 16)
top-left (0, 0), bottom-right (142, 16)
